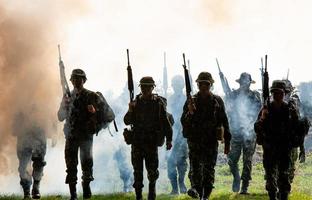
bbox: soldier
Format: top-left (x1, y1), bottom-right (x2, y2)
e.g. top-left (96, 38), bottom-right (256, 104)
top-left (58, 69), bottom-right (102, 200)
top-left (12, 108), bottom-right (56, 199)
top-left (113, 145), bottom-right (133, 192)
top-left (226, 73), bottom-right (261, 194)
top-left (254, 80), bottom-right (299, 200)
top-left (181, 72), bottom-right (231, 200)
top-left (282, 79), bottom-right (309, 184)
top-left (124, 76), bottom-right (173, 200)
top-left (167, 75), bottom-right (188, 194)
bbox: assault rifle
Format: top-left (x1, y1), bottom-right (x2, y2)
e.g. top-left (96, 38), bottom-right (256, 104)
top-left (216, 58), bottom-right (231, 97)
top-left (58, 45), bottom-right (71, 98)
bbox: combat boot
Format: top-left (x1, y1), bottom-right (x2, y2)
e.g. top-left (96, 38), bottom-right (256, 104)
top-left (169, 179), bottom-right (179, 195)
top-left (31, 180), bottom-right (41, 199)
top-left (82, 181), bottom-right (92, 199)
top-left (69, 183), bottom-right (77, 200)
top-left (178, 176), bottom-right (187, 194)
top-left (202, 186), bottom-right (212, 200)
top-left (135, 188), bottom-right (143, 200)
top-left (268, 191), bottom-right (277, 200)
top-left (187, 187), bottom-right (199, 199)
top-left (279, 192), bottom-right (289, 200)
top-left (23, 189), bottom-right (31, 200)
top-left (148, 182), bottom-right (156, 200)
top-left (239, 180), bottom-right (249, 195)
top-left (232, 173), bottom-right (241, 192)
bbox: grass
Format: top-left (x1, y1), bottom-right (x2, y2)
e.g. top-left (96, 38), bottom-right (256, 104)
top-left (1, 154), bottom-right (312, 200)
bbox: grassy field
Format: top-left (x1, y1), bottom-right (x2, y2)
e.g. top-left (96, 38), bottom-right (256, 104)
top-left (1, 154), bottom-right (311, 200)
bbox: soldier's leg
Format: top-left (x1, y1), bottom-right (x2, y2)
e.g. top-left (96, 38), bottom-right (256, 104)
top-left (263, 147), bottom-right (278, 200)
top-left (17, 147), bottom-right (32, 199)
top-left (227, 140), bottom-right (242, 192)
top-left (289, 148), bottom-right (298, 184)
top-left (145, 146), bottom-right (159, 200)
top-left (277, 153), bottom-right (291, 200)
top-left (31, 141), bottom-right (47, 199)
top-left (240, 139), bottom-right (256, 194)
top-left (187, 142), bottom-right (202, 198)
top-left (65, 138), bottom-right (79, 200)
top-left (177, 154), bottom-right (188, 194)
top-left (131, 145), bottom-right (144, 200)
top-left (80, 138), bottom-right (94, 199)
top-left (167, 154), bottom-right (178, 194)
top-left (202, 146), bottom-right (218, 199)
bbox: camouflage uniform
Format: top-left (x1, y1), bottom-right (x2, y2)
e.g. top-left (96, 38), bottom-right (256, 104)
top-left (13, 112), bottom-right (47, 199)
top-left (254, 80), bottom-right (299, 200)
top-left (58, 69), bottom-right (101, 199)
top-left (283, 79), bottom-right (309, 184)
top-left (167, 75), bottom-right (188, 194)
top-left (124, 77), bottom-right (172, 200)
top-left (181, 72), bottom-right (231, 199)
top-left (226, 73), bottom-right (261, 193)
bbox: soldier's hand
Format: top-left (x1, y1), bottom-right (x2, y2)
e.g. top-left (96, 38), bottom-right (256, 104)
top-left (87, 105), bottom-right (96, 113)
top-left (187, 102), bottom-right (196, 115)
top-left (63, 95), bottom-right (70, 107)
top-left (128, 101), bottom-right (136, 112)
top-left (260, 107), bottom-right (269, 120)
top-left (299, 151), bottom-right (306, 163)
top-left (224, 144), bottom-right (230, 155)
top-left (166, 141), bottom-right (172, 150)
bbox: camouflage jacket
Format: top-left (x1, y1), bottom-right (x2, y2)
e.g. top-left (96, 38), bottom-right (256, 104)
top-left (124, 94), bottom-right (173, 145)
top-left (58, 88), bottom-right (99, 139)
top-left (254, 101), bottom-right (299, 147)
top-left (181, 93), bottom-right (231, 146)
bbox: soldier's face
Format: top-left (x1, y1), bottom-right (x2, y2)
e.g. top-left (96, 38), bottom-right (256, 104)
top-left (140, 85), bottom-right (154, 96)
top-left (71, 76), bottom-right (84, 89)
top-left (272, 90), bottom-right (285, 102)
top-left (198, 82), bottom-right (211, 93)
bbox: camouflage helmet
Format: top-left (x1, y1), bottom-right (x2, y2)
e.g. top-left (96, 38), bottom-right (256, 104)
top-left (70, 68), bottom-right (87, 82)
top-left (236, 72), bottom-right (255, 84)
top-left (139, 76), bottom-right (155, 86)
top-left (171, 75), bottom-right (184, 89)
top-left (270, 80), bottom-right (289, 93)
top-left (282, 79), bottom-right (294, 93)
top-left (196, 72), bottom-right (214, 84)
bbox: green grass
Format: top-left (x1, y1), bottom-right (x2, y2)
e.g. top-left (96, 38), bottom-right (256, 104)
top-left (1, 154), bottom-right (312, 200)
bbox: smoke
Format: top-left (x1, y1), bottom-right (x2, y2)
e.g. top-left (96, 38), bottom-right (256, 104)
top-left (0, 0), bottom-right (89, 193)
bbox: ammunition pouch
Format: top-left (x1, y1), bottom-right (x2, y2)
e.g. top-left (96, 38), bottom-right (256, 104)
top-left (123, 128), bottom-right (134, 145)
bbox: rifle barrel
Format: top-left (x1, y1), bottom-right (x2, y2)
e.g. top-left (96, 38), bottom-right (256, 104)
top-left (183, 53), bottom-right (186, 67)
top-left (58, 44), bottom-right (62, 61)
top-left (127, 49), bottom-right (130, 66)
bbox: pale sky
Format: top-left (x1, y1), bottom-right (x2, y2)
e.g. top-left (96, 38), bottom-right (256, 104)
top-left (60, 0), bottom-right (312, 96)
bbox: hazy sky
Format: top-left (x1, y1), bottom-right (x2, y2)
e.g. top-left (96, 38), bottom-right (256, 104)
top-left (57, 0), bottom-right (312, 96)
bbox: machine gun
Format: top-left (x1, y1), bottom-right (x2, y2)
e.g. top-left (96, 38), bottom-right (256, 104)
top-left (216, 58), bottom-right (231, 97)
top-left (58, 45), bottom-right (71, 98)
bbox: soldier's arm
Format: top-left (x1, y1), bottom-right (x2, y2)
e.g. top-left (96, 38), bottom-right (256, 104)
top-left (124, 100), bottom-right (136, 125)
top-left (180, 100), bottom-right (192, 126)
top-left (160, 102), bottom-right (173, 143)
top-left (57, 97), bottom-right (68, 122)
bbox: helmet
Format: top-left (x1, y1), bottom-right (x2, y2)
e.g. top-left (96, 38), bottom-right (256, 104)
top-left (139, 76), bottom-right (155, 86)
top-left (196, 72), bottom-right (214, 84)
top-left (70, 69), bottom-right (87, 82)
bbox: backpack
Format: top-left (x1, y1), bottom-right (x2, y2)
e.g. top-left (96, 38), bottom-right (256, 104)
top-left (95, 92), bottom-right (115, 134)
top-left (291, 117), bottom-right (310, 148)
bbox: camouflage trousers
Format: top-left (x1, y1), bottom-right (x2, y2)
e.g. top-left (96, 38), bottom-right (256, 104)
top-left (131, 144), bottom-right (159, 189)
top-left (65, 137), bottom-right (94, 184)
top-left (167, 141), bottom-right (188, 186)
top-left (187, 141), bottom-right (218, 192)
top-left (227, 137), bottom-right (256, 182)
top-left (263, 143), bottom-right (291, 194)
top-left (17, 137), bottom-right (47, 190)
top-left (289, 148), bottom-right (298, 184)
